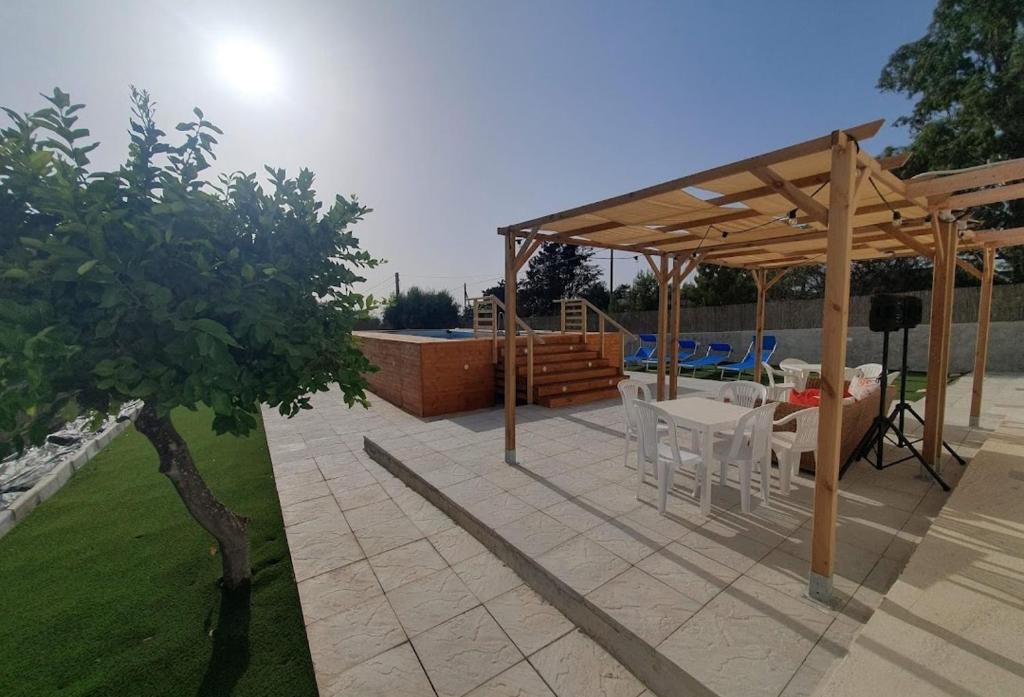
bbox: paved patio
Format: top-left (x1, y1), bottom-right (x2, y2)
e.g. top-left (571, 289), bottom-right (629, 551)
top-left (265, 372), bottom-right (1014, 697)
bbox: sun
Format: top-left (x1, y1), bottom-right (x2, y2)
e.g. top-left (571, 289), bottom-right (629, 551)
top-left (214, 38), bottom-right (282, 97)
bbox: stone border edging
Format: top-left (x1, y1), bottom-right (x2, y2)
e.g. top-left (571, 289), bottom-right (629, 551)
top-left (364, 436), bottom-right (716, 697)
top-left (0, 405), bottom-right (142, 539)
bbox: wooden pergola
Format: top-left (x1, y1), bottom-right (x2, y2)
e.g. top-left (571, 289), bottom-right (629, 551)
top-left (497, 119), bottom-right (1024, 603)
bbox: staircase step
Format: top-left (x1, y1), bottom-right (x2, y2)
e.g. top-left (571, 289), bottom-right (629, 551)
top-left (534, 375), bottom-right (624, 398)
top-left (537, 385), bottom-right (623, 408)
top-left (508, 351), bottom-right (601, 366)
top-left (499, 343), bottom-right (591, 357)
top-left (521, 366), bottom-right (620, 386)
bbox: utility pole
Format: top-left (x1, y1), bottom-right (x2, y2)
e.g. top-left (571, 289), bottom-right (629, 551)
top-left (394, 272), bottom-right (400, 297)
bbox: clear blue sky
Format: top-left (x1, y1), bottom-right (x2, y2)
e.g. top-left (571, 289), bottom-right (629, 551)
top-left (0, 0), bottom-right (937, 302)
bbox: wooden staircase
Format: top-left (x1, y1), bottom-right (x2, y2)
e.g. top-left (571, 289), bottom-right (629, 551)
top-left (495, 333), bottom-right (625, 408)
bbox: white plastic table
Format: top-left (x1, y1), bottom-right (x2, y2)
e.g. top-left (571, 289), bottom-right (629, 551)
top-left (657, 397), bottom-right (753, 515)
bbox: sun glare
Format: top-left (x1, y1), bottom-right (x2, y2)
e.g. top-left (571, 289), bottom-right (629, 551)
top-left (214, 38), bottom-right (282, 97)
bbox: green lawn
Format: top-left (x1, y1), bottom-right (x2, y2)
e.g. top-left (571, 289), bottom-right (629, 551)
top-left (0, 407), bottom-right (317, 697)
top-left (679, 366), bottom-right (944, 398)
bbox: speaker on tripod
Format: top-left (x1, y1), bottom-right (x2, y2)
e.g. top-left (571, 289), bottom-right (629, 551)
top-left (840, 294), bottom-right (957, 490)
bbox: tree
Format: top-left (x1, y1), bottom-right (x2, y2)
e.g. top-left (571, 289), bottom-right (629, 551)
top-left (681, 265), bottom-right (758, 306)
top-left (518, 243), bottom-right (602, 316)
top-left (879, 0), bottom-right (1024, 280)
top-left (0, 88), bottom-right (378, 589)
top-left (614, 271), bottom-right (660, 311)
top-left (383, 287), bottom-right (459, 329)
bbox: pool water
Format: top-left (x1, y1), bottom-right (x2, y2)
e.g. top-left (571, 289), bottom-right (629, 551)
top-left (393, 329), bottom-right (477, 340)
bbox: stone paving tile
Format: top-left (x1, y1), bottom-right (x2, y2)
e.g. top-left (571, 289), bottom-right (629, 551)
top-left (452, 551), bottom-right (524, 603)
top-left (581, 519), bottom-right (669, 564)
top-left (334, 482), bottom-right (391, 511)
top-left (429, 525), bottom-right (488, 566)
top-left (442, 475), bottom-right (505, 502)
top-left (485, 584), bottom-right (574, 656)
top-left (368, 539), bottom-right (449, 592)
top-left (677, 521), bottom-right (775, 574)
top-left (542, 497), bottom-right (616, 533)
top-left (325, 642), bottom-right (437, 697)
top-left (529, 629), bottom-right (645, 697)
top-left (297, 560), bottom-right (383, 624)
top-left (537, 535), bottom-right (631, 595)
top-left (277, 478), bottom-right (331, 507)
top-left (498, 511), bottom-right (578, 557)
top-left (635, 542), bottom-right (739, 605)
top-left (352, 514), bottom-right (426, 557)
top-left (345, 498), bottom-right (406, 531)
top-left (386, 568), bottom-right (479, 637)
top-left (289, 519), bottom-right (365, 582)
top-left (411, 605), bottom-right (524, 697)
top-left (281, 494), bottom-right (345, 529)
top-left (305, 595), bottom-right (406, 692)
top-left (464, 491), bottom-right (538, 528)
top-left (326, 468), bottom-right (379, 494)
top-left (464, 660), bottom-right (556, 697)
top-left (657, 575), bottom-right (833, 697)
top-left (586, 567), bottom-right (698, 645)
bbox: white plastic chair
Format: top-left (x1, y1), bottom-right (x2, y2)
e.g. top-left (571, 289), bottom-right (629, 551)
top-left (771, 407), bottom-right (819, 494)
top-left (716, 380), bottom-right (767, 408)
top-left (762, 362), bottom-right (795, 402)
top-left (854, 363), bottom-right (883, 380)
top-left (634, 400), bottom-right (701, 512)
top-left (779, 358), bottom-right (810, 391)
top-left (618, 379), bottom-right (666, 470)
top-left (710, 402), bottom-right (778, 512)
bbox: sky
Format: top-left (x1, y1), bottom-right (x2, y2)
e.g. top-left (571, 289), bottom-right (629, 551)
top-left (0, 0), bottom-right (938, 305)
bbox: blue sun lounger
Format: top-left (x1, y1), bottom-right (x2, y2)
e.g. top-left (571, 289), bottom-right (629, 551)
top-left (680, 342), bottom-right (732, 375)
top-left (719, 335), bottom-right (778, 379)
top-left (624, 333), bottom-right (657, 368)
top-left (642, 338), bottom-right (700, 371)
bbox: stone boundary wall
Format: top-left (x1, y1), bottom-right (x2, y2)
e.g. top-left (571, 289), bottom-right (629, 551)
top-left (0, 405), bottom-right (141, 539)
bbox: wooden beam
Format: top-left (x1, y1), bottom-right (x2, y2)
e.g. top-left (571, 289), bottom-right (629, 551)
top-left (876, 221), bottom-right (935, 258)
top-left (957, 257), bottom-right (983, 281)
top-left (668, 256), bottom-right (682, 399)
top-left (922, 216), bottom-right (957, 465)
top-left (513, 231), bottom-right (542, 272)
top-left (751, 166), bottom-right (831, 225)
top-left (655, 255), bottom-right (669, 401)
top-left (752, 269), bottom-right (767, 383)
top-left (969, 247), bottom-right (996, 427)
top-left (764, 268), bottom-right (789, 291)
top-left (503, 232), bottom-right (518, 465)
top-left (809, 131), bottom-right (857, 604)
top-left (964, 226), bottom-right (1024, 248)
top-left (943, 181), bottom-right (1024, 210)
top-left (905, 158), bottom-right (1024, 199)
top-left (499, 120), bottom-right (885, 232)
top-left (644, 253), bottom-right (662, 279)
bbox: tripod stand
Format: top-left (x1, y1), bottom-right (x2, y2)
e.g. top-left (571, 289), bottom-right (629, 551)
top-left (887, 325), bottom-right (966, 467)
top-left (839, 326), bottom-right (951, 491)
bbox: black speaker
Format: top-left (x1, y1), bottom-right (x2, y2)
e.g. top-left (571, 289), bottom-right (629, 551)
top-left (869, 294), bottom-right (922, 332)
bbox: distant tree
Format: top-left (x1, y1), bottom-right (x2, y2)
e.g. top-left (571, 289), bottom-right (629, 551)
top-left (0, 89), bottom-right (378, 589)
top-left (518, 243), bottom-right (602, 316)
top-left (579, 281), bottom-right (609, 309)
top-left (383, 287), bottom-right (459, 329)
top-left (615, 271), bottom-right (660, 311)
top-left (479, 280), bottom-right (505, 304)
top-left (682, 265), bottom-right (758, 306)
top-left (879, 0), bottom-right (1024, 281)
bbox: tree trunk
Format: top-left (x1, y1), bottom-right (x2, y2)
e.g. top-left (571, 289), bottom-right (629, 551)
top-left (135, 402), bottom-right (251, 589)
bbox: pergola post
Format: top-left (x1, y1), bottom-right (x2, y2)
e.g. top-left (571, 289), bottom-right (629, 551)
top-left (752, 269), bottom-right (767, 383)
top-left (669, 255), bottom-right (682, 399)
top-left (969, 246), bottom-right (996, 427)
top-left (923, 214), bottom-right (957, 466)
top-left (809, 132), bottom-right (858, 604)
top-left (656, 254), bottom-right (669, 401)
top-left (503, 231), bottom-right (517, 465)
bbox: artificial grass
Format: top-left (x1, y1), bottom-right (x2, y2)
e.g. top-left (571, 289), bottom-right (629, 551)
top-left (681, 366), bottom-right (945, 398)
top-left (0, 407), bottom-right (317, 697)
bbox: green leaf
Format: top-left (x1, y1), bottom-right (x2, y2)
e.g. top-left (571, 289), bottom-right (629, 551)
top-left (3, 269), bottom-right (29, 280)
top-left (193, 318), bottom-right (242, 348)
top-left (77, 260), bottom-right (98, 275)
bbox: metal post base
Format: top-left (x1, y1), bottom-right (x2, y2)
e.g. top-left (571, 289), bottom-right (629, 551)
top-left (504, 449), bottom-right (517, 465)
top-left (807, 571), bottom-right (834, 605)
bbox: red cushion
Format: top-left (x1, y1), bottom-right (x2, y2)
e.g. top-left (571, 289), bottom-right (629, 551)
top-left (788, 387), bottom-right (852, 406)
